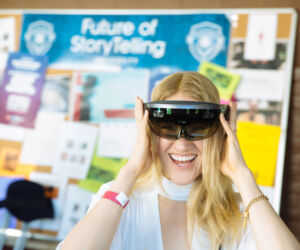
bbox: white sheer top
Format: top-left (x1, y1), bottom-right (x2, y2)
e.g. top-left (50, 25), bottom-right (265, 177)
top-left (57, 181), bottom-right (257, 250)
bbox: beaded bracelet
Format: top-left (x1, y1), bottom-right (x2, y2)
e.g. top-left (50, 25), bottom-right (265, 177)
top-left (243, 194), bottom-right (268, 228)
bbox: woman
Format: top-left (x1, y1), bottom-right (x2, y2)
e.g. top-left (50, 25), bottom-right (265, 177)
top-left (59, 72), bottom-right (300, 250)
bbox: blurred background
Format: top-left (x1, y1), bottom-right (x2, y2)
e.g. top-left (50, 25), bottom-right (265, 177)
top-left (0, 0), bottom-right (299, 249)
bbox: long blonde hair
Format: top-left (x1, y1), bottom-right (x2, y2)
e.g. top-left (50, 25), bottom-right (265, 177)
top-left (135, 71), bottom-right (242, 249)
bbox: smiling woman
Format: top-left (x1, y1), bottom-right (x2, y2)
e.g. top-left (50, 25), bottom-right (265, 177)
top-left (134, 73), bottom-right (241, 249)
top-left (58, 71), bottom-right (300, 250)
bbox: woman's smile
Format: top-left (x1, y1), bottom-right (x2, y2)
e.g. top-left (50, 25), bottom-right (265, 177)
top-left (169, 153), bottom-right (198, 169)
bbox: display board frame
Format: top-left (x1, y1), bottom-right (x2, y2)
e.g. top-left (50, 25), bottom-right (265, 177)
top-left (0, 8), bottom-right (297, 243)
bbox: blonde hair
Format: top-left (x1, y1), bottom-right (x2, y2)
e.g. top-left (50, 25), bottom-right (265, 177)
top-left (135, 71), bottom-right (242, 249)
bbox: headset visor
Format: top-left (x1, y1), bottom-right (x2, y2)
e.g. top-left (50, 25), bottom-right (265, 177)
top-left (144, 101), bottom-right (230, 141)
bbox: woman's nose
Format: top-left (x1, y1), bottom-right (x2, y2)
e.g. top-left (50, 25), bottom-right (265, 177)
top-left (173, 137), bottom-right (194, 151)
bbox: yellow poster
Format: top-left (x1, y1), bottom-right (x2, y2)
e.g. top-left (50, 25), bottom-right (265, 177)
top-left (199, 62), bottom-right (240, 101)
top-left (237, 121), bottom-right (281, 187)
top-left (0, 140), bottom-right (36, 178)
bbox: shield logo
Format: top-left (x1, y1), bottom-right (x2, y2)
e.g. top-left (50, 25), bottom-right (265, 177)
top-left (186, 21), bottom-right (225, 63)
top-left (24, 20), bottom-right (56, 56)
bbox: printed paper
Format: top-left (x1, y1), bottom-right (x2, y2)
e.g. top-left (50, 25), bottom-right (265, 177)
top-left (0, 17), bottom-right (16, 69)
top-left (0, 124), bottom-right (25, 142)
top-left (0, 140), bottom-right (36, 178)
top-left (52, 122), bottom-right (98, 179)
top-left (244, 14), bottom-right (278, 61)
top-left (232, 69), bottom-right (286, 101)
top-left (58, 185), bottom-right (93, 240)
top-left (78, 149), bottom-right (127, 193)
top-left (20, 112), bottom-right (65, 166)
top-left (199, 62), bottom-right (240, 101)
top-left (97, 122), bottom-right (137, 158)
top-left (237, 121), bottom-right (281, 186)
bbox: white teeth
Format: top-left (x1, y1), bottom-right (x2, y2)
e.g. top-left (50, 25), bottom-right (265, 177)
top-left (170, 154), bottom-right (197, 162)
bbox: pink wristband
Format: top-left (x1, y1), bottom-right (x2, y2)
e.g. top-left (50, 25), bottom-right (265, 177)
top-left (102, 191), bottom-right (129, 208)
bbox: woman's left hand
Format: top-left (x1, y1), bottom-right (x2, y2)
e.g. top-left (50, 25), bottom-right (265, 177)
top-left (219, 102), bottom-right (249, 182)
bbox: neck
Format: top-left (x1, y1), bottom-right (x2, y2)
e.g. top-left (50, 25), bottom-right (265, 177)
top-left (156, 176), bottom-right (193, 201)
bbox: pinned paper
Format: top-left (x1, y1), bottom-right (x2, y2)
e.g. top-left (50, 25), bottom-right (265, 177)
top-left (0, 17), bottom-right (16, 68)
top-left (237, 121), bottom-right (281, 186)
top-left (52, 122), bottom-right (98, 179)
top-left (199, 62), bottom-right (240, 101)
top-left (0, 124), bottom-right (25, 142)
top-left (97, 122), bottom-right (137, 158)
top-left (20, 112), bottom-right (65, 166)
top-left (58, 185), bottom-right (93, 240)
top-left (78, 147), bottom-right (127, 193)
top-left (0, 140), bottom-right (36, 178)
top-left (244, 14), bottom-right (278, 61)
top-left (232, 69), bottom-right (285, 101)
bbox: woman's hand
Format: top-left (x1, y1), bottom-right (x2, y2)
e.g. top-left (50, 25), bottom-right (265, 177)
top-left (219, 102), bottom-right (251, 183)
top-left (125, 97), bottom-right (152, 178)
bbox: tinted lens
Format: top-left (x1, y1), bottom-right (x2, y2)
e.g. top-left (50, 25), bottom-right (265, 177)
top-left (148, 120), bottom-right (180, 140)
top-left (145, 102), bottom-right (229, 141)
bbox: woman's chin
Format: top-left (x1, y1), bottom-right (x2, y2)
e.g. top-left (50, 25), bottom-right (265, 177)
top-left (169, 176), bottom-right (195, 186)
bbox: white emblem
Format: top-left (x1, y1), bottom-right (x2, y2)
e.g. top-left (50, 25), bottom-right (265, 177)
top-left (186, 21), bottom-right (225, 62)
top-left (24, 20), bottom-right (56, 56)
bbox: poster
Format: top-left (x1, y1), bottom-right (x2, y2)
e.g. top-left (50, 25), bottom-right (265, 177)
top-left (0, 52), bottom-right (48, 128)
top-left (40, 73), bottom-right (72, 113)
top-left (73, 70), bottom-right (149, 122)
top-left (20, 13), bottom-right (230, 70)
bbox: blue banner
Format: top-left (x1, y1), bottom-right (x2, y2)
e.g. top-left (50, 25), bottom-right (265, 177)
top-left (20, 13), bottom-right (230, 71)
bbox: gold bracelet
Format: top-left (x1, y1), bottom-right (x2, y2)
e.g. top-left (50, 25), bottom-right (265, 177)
top-left (243, 194), bottom-right (268, 228)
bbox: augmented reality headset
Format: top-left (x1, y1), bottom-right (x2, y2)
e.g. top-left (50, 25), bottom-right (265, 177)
top-left (144, 101), bottom-right (230, 141)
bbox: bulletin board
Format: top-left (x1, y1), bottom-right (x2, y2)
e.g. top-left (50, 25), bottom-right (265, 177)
top-left (0, 8), bottom-right (297, 242)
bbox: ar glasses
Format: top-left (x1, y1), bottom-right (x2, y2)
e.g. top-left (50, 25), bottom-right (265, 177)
top-left (144, 101), bottom-right (230, 141)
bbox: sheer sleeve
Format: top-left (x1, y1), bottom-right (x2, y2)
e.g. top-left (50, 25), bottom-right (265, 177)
top-left (237, 225), bottom-right (257, 250)
top-left (56, 182), bottom-right (125, 250)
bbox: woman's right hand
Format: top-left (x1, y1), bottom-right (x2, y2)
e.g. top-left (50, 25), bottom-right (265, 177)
top-left (125, 97), bottom-right (152, 178)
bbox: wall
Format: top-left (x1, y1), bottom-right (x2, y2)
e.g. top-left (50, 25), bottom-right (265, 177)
top-left (0, 0), bottom-right (299, 240)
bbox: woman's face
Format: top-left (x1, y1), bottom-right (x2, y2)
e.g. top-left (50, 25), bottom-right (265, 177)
top-left (157, 92), bottom-right (204, 185)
